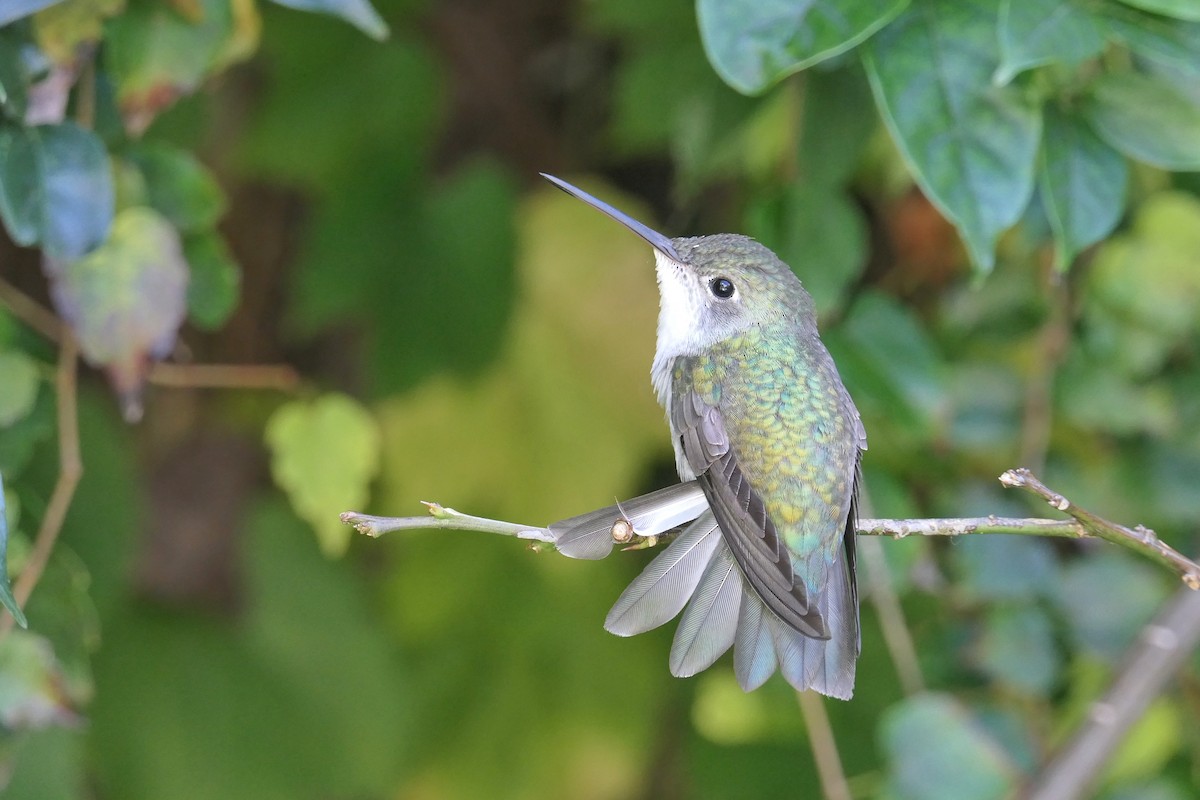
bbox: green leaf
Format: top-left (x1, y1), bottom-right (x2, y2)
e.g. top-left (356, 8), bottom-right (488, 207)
top-left (183, 231), bottom-right (240, 330)
top-left (995, 0), bottom-right (1107, 85)
top-left (0, 123), bottom-right (113, 258)
top-left (864, 0), bottom-right (1042, 271)
top-left (0, 29), bottom-right (30, 119)
top-left (267, 0), bottom-right (388, 41)
top-left (125, 144), bottom-right (226, 233)
top-left (0, 472), bottom-right (28, 629)
top-left (38, 123), bottom-right (116, 259)
top-left (265, 394), bottom-right (381, 557)
top-left (0, 125), bottom-right (40, 246)
top-left (881, 693), bottom-right (1018, 800)
top-left (1116, 0), bottom-right (1200, 22)
top-left (697, 0), bottom-right (908, 95)
top-left (44, 206), bottom-right (187, 420)
top-left (1040, 106), bottom-right (1128, 271)
top-left (104, 0), bottom-right (257, 135)
top-left (973, 605), bottom-right (1060, 694)
top-left (1084, 70), bottom-right (1200, 169)
top-left (1104, 8), bottom-right (1200, 80)
top-left (0, 350), bottom-right (40, 427)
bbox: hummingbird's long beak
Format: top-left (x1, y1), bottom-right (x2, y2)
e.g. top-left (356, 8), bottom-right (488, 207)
top-left (540, 173), bottom-right (682, 262)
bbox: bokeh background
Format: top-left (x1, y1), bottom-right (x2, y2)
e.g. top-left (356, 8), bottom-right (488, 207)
top-left (2, 0), bottom-right (1200, 798)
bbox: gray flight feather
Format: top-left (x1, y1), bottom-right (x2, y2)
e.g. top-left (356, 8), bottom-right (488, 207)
top-left (549, 482), bottom-right (708, 560)
top-left (733, 591), bottom-right (777, 692)
top-left (605, 512), bottom-right (722, 636)
top-left (669, 544), bottom-right (742, 677)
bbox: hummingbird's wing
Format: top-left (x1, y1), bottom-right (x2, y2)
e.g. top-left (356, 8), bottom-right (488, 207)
top-left (548, 482), bottom-right (709, 560)
top-left (671, 389), bottom-right (828, 640)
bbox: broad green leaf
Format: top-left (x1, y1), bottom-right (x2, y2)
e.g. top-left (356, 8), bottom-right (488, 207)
top-left (881, 693), bottom-right (1018, 800)
top-left (864, 0), bottom-right (1042, 271)
top-left (973, 605), bottom-right (1060, 694)
top-left (183, 231), bottom-right (240, 330)
top-left (797, 64), bottom-right (877, 188)
top-left (39, 122), bottom-right (115, 259)
top-left (0, 29), bottom-right (29, 119)
top-left (44, 206), bottom-right (187, 420)
top-left (125, 144), bottom-right (225, 232)
top-left (1104, 6), bottom-right (1200, 80)
top-left (1056, 551), bottom-right (1168, 660)
top-left (267, 0), bottom-right (388, 41)
top-left (0, 126), bottom-right (40, 245)
top-left (104, 0), bottom-right (259, 135)
top-left (1040, 106), bottom-right (1128, 271)
top-left (1117, 0), bottom-right (1200, 22)
top-left (33, 0), bottom-right (124, 64)
top-left (1084, 71), bottom-right (1200, 169)
top-left (0, 0), bottom-right (65, 27)
top-left (0, 388), bottom-right (54, 475)
top-left (697, 0), bottom-right (908, 95)
top-left (0, 122), bottom-right (113, 258)
top-left (995, 0), bottom-right (1107, 85)
top-left (265, 394), bottom-right (380, 557)
top-left (0, 472), bottom-right (27, 629)
top-left (0, 350), bottom-right (40, 427)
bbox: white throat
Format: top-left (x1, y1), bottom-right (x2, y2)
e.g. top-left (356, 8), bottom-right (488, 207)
top-left (651, 250), bottom-right (705, 408)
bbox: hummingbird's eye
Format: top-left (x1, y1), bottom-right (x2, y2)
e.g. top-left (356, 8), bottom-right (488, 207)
top-left (710, 277), bottom-right (735, 299)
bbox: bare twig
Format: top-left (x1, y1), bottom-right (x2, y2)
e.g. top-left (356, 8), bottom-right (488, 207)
top-left (796, 689), bottom-right (852, 800)
top-left (1000, 468), bottom-right (1200, 589)
top-left (0, 275), bottom-right (63, 342)
top-left (341, 503), bottom-right (555, 545)
top-left (0, 335), bottom-right (82, 636)
top-left (148, 363), bottom-right (301, 391)
top-left (1023, 582), bottom-right (1200, 800)
top-left (860, 536), bottom-right (925, 695)
top-left (341, 470), bottom-right (1200, 587)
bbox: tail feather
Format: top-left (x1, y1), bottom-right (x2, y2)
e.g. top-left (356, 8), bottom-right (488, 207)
top-left (605, 512), bottom-right (721, 636)
top-left (669, 545), bottom-right (741, 677)
top-left (733, 590), bottom-right (776, 691)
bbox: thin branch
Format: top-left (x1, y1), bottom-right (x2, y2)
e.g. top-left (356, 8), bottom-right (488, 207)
top-left (1023, 581), bottom-right (1200, 800)
top-left (0, 335), bottom-right (82, 637)
top-left (1000, 468), bottom-right (1200, 589)
top-left (147, 363), bottom-right (301, 391)
top-left (796, 689), bottom-right (852, 800)
top-left (0, 275), bottom-right (63, 342)
top-left (341, 469), bottom-right (1200, 587)
top-left (860, 536), bottom-right (925, 695)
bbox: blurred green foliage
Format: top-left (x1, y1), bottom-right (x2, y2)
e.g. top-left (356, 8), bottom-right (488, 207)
top-left (1, 0), bottom-right (1200, 798)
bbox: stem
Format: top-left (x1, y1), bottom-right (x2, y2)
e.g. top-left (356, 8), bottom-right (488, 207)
top-left (1000, 468), bottom-right (1200, 589)
top-left (341, 470), bottom-right (1200, 587)
top-left (796, 689), bottom-right (852, 800)
top-left (0, 335), bottom-right (82, 636)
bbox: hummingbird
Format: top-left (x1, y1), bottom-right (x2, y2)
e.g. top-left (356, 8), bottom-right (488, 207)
top-left (542, 174), bottom-right (866, 699)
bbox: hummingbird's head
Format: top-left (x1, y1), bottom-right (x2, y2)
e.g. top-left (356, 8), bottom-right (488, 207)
top-left (541, 174), bottom-right (817, 359)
